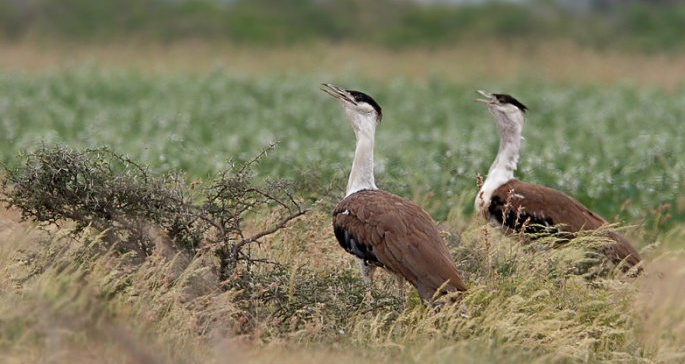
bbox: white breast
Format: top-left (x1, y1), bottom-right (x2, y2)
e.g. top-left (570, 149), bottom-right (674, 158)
top-left (475, 171), bottom-right (513, 214)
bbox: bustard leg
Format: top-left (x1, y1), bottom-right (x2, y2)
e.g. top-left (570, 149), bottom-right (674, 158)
top-left (395, 274), bottom-right (406, 304)
top-left (356, 259), bottom-right (406, 303)
top-left (356, 257), bottom-right (377, 303)
top-left (356, 257), bottom-right (376, 284)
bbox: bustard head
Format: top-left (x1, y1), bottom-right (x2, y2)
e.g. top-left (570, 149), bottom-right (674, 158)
top-left (475, 90), bottom-right (527, 134)
top-left (322, 83), bottom-right (382, 134)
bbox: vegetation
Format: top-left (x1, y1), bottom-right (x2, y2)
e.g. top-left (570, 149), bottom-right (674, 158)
top-left (1, 146), bottom-right (684, 362)
top-left (2, 145), bottom-right (306, 275)
top-left (1, 0), bottom-right (685, 52)
top-left (1, 40), bottom-right (684, 363)
top-left (0, 68), bottom-right (683, 227)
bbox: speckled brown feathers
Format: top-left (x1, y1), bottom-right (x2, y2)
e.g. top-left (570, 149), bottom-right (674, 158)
top-left (333, 190), bottom-right (466, 301)
top-left (488, 179), bottom-right (641, 271)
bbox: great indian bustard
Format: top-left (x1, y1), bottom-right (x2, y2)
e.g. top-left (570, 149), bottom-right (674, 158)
top-left (474, 90), bottom-right (641, 273)
top-left (321, 83), bottom-right (467, 303)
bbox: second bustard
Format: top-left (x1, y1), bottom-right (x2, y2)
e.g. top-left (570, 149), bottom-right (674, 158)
top-left (322, 83), bottom-right (467, 303)
top-left (474, 90), bottom-right (641, 273)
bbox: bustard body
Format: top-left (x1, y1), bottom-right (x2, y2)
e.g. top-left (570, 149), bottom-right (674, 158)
top-left (322, 83), bottom-right (466, 302)
top-left (474, 90), bottom-right (641, 272)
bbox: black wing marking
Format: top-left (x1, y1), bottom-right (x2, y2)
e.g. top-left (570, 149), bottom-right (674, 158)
top-left (333, 224), bottom-right (383, 267)
top-left (488, 195), bottom-right (557, 235)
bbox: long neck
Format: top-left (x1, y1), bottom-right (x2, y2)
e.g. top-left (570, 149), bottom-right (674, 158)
top-left (487, 122), bottom-right (521, 183)
top-left (476, 111), bottom-right (523, 210)
top-left (346, 126), bottom-right (377, 197)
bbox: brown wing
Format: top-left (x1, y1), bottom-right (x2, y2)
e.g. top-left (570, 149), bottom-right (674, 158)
top-left (604, 231), bottom-right (642, 271)
top-left (489, 179), bottom-right (641, 270)
top-left (489, 179), bottom-right (606, 232)
top-left (333, 190), bottom-right (466, 301)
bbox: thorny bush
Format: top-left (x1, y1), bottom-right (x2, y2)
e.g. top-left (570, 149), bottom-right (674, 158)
top-left (1, 145), bottom-right (307, 280)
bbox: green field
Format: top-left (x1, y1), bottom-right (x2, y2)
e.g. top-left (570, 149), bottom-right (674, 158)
top-left (2, 49), bottom-right (685, 363)
top-left (2, 67), bottom-right (684, 226)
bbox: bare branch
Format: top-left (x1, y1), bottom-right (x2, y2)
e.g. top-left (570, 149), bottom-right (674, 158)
top-left (231, 208), bottom-right (309, 264)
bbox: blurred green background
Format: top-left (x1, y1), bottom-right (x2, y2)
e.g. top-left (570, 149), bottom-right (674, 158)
top-left (0, 0), bottom-right (684, 51)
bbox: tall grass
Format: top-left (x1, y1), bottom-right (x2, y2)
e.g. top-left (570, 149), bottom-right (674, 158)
top-left (1, 202), bottom-right (684, 363)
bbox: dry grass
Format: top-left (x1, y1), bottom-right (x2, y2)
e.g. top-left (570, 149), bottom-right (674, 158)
top-left (633, 229), bottom-right (685, 363)
top-left (2, 199), bottom-right (685, 363)
top-left (2, 41), bottom-right (685, 88)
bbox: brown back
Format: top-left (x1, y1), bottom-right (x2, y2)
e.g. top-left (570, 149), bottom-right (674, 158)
top-left (489, 179), bottom-right (641, 270)
top-left (333, 190), bottom-right (466, 301)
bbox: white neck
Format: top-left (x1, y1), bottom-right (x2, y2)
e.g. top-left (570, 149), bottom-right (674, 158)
top-left (476, 110), bottom-right (523, 211)
top-left (346, 115), bottom-right (378, 197)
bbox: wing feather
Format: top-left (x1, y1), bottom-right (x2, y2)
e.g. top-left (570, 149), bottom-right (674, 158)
top-left (489, 179), bottom-right (641, 271)
top-left (333, 190), bottom-right (466, 300)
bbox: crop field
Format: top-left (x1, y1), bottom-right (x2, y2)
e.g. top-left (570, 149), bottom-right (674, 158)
top-left (1, 45), bottom-right (685, 364)
top-left (1, 61), bottom-right (684, 224)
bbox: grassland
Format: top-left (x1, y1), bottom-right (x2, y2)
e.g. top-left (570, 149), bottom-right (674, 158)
top-left (2, 43), bottom-right (684, 224)
top-left (1, 43), bottom-right (685, 363)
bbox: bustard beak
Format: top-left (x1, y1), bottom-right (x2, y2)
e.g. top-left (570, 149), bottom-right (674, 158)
top-left (321, 83), bottom-right (358, 105)
top-left (474, 90), bottom-right (495, 104)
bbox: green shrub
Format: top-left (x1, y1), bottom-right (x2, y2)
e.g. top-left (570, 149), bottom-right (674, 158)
top-left (2, 144), bottom-right (307, 278)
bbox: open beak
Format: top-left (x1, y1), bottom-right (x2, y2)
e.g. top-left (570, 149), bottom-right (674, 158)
top-left (474, 90), bottom-right (495, 104)
top-left (321, 83), bottom-right (357, 105)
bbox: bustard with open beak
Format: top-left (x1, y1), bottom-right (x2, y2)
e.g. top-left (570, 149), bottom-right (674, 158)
top-left (322, 83), bottom-right (467, 303)
top-left (474, 90), bottom-right (641, 273)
